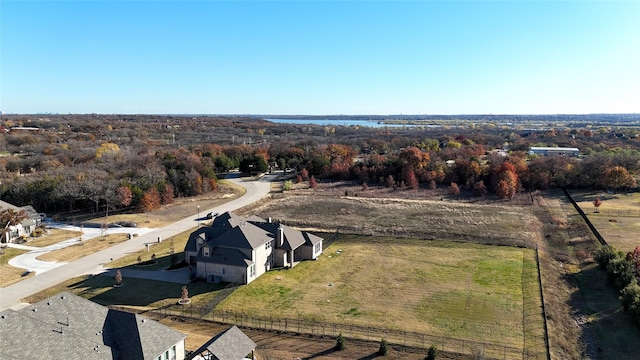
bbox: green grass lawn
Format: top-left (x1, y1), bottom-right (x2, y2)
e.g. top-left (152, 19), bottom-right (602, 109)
top-left (216, 235), bottom-right (539, 349)
top-left (23, 274), bottom-right (225, 311)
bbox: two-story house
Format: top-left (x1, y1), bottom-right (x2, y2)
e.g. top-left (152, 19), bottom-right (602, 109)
top-left (184, 212), bottom-right (323, 284)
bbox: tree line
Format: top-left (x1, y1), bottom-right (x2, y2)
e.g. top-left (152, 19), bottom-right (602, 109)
top-left (0, 114), bottom-right (638, 216)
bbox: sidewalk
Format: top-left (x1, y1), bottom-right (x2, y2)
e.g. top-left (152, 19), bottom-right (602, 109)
top-left (0, 174), bottom-right (274, 311)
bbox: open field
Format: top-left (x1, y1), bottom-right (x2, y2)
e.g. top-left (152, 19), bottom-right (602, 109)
top-left (534, 190), bottom-right (640, 360)
top-left (242, 192), bottom-right (539, 247)
top-left (36, 233), bottom-right (130, 262)
top-left (24, 228), bottom-right (82, 248)
top-left (569, 190), bottom-right (640, 252)
top-left (216, 235), bottom-right (539, 349)
top-left (0, 247), bottom-right (34, 287)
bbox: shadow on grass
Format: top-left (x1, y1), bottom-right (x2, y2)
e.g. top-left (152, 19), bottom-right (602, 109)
top-left (570, 264), bottom-right (640, 360)
top-left (120, 253), bottom-right (183, 272)
top-left (67, 274), bottom-right (226, 308)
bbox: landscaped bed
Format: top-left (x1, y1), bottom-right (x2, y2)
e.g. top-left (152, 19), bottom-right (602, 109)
top-left (215, 234), bottom-right (541, 350)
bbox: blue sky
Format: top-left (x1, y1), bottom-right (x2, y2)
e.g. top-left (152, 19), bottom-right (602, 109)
top-left (1, 1), bottom-right (639, 115)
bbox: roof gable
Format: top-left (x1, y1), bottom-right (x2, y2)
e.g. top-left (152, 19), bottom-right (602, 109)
top-left (187, 325), bottom-right (256, 360)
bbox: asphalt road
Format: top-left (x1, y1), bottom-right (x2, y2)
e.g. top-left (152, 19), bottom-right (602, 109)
top-left (0, 173), bottom-right (274, 311)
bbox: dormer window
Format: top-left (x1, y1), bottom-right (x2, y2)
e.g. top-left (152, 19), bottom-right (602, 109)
top-left (203, 247), bottom-right (210, 257)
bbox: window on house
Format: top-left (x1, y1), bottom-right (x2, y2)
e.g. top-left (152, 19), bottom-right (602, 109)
top-left (165, 350), bottom-right (169, 360)
top-left (222, 268), bottom-right (225, 275)
top-left (171, 346), bottom-right (176, 360)
top-left (203, 247), bottom-right (210, 256)
top-left (250, 264), bottom-right (256, 277)
top-left (315, 242), bottom-right (321, 253)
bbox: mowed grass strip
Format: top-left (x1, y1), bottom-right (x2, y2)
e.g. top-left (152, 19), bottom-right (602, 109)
top-left (36, 233), bottom-right (129, 262)
top-left (0, 247), bottom-right (34, 287)
top-left (106, 228), bottom-right (193, 270)
top-left (571, 191), bottom-right (640, 252)
top-left (22, 274), bottom-right (224, 311)
top-left (216, 235), bottom-right (534, 348)
top-left (26, 229), bottom-right (81, 248)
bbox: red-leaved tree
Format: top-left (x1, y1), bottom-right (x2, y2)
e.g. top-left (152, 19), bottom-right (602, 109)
top-left (593, 197), bottom-right (602, 213)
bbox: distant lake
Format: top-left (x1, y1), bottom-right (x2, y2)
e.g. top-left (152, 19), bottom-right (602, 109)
top-left (266, 118), bottom-right (411, 128)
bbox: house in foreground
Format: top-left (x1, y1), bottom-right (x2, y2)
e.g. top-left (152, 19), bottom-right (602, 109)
top-left (184, 211), bottom-right (323, 284)
top-left (0, 292), bottom-right (186, 360)
top-left (0, 199), bottom-right (42, 243)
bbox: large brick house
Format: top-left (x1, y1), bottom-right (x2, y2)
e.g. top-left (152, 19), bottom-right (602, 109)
top-left (184, 212), bottom-right (323, 284)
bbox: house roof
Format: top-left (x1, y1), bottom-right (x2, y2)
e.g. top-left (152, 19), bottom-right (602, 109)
top-left (211, 224), bottom-right (273, 250)
top-left (0, 292), bottom-right (185, 360)
top-left (186, 325), bottom-right (256, 360)
top-left (197, 246), bottom-right (254, 267)
top-left (303, 232), bottom-right (323, 246)
top-left (251, 222), bottom-right (308, 251)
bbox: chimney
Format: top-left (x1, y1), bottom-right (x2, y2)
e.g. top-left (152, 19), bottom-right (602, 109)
top-left (268, 217), bottom-right (272, 223)
top-left (278, 226), bottom-right (284, 247)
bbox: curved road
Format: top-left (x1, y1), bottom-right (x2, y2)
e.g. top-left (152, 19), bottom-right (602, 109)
top-left (0, 174), bottom-right (274, 311)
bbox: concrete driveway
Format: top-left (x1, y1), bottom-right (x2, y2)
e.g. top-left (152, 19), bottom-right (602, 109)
top-left (7, 223), bottom-right (153, 274)
top-left (0, 173), bottom-right (275, 311)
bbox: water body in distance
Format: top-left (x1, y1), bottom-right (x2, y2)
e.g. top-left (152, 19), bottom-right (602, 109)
top-left (266, 118), bottom-right (414, 128)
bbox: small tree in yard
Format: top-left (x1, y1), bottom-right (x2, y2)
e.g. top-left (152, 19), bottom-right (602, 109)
top-left (426, 345), bottom-right (437, 360)
top-left (378, 338), bottom-right (388, 356)
top-left (309, 175), bottom-right (317, 189)
top-left (335, 333), bottom-right (346, 351)
top-left (114, 269), bottom-right (123, 286)
top-left (593, 197), bottom-right (602, 213)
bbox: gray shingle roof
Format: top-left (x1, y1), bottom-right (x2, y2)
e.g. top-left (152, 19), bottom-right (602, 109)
top-left (0, 292), bottom-right (185, 360)
top-left (197, 246), bottom-right (254, 267)
top-left (186, 325), bottom-right (255, 360)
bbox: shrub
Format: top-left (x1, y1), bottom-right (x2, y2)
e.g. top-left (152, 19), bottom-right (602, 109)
top-left (378, 338), bottom-right (388, 356)
top-left (426, 345), bottom-right (437, 360)
top-left (607, 256), bottom-right (636, 290)
top-left (335, 333), bottom-right (346, 351)
top-left (619, 280), bottom-right (640, 324)
top-left (283, 180), bottom-right (293, 191)
top-left (593, 245), bottom-right (619, 269)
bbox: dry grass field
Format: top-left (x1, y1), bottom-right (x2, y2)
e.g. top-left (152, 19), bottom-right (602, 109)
top-left (36, 233), bottom-right (130, 262)
top-left (242, 192), bottom-right (539, 247)
top-left (216, 235), bottom-right (538, 350)
top-left (87, 180), bottom-right (245, 228)
top-left (106, 228), bottom-right (194, 270)
top-left (24, 229), bottom-right (82, 247)
top-left (569, 190), bottom-right (640, 252)
top-left (0, 247), bottom-right (34, 287)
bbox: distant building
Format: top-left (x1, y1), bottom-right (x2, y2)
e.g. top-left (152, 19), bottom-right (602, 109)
top-left (528, 147), bottom-right (579, 157)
